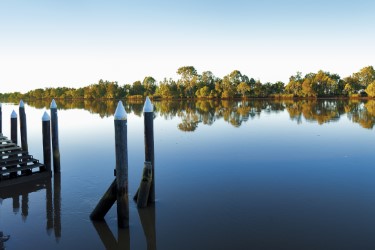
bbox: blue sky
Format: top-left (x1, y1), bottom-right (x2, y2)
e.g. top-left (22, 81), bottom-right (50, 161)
top-left (1, 0), bottom-right (374, 93)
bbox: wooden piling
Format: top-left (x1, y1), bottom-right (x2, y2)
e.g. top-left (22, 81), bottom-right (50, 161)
top-left (10, 111), bottom-right (18, 177)
top-left (42, 112), bottom-right (51, 172)
top-left (114, 101), bottom-right (129, 228)
top-left (19, 100), bottom-right (28, 153)
top-left (133, 97), bottom-right (155, 203)
top-left (19, 100), bottom-right (31, 175)
top-left (0, 103), bottom-right (2, 135)
top-left (50, 99), bottom-right (61, 173)
top-left (136, 162), bottom-right (153, 208)
top-left (10, 110), bottom-right (17, 144)
top-left (144, 97), bottom-right (155, 203)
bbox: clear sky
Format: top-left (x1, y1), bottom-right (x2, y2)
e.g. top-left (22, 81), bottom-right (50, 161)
top-left (0, 0), bottom-right (374, 93)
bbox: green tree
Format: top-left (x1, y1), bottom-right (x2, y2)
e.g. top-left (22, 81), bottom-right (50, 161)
top-left (143, 76), bottom-right (156, 96)
top-left (285, 72), bottom-right (303, 96)
top-left (236, 82), bottom-right (251, 98)
top-left (366, 81), bottom-right (375, 97)
top-left (131, 81), bottom-right (144, 96)
top-left (177, 66), bottom-right (198, 97)
top-left (353, 66), bottom-right (375, 88)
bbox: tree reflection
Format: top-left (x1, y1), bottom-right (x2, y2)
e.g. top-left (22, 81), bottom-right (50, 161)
top-left (22, 99), bottom-right (375, 131)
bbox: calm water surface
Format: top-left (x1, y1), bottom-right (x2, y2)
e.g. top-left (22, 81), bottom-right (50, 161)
top-left (1, 99), bottom-right (375, 250)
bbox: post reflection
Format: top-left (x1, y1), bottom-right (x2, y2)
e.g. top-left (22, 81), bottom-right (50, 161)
top-left (21, 193), bottom-right (28, 221)
top-left (46, 177), bottom-right (53, 235)
top-left (92, 221), bottom-right (130, 250)
top-left (91, 203), bottom-right (157, 249)
top-left (53, 173), bottom-right (61, 240)
top-left (0, 175), bottom-right (61, 241)
top-left (137, 204), bottom-right (157, 250)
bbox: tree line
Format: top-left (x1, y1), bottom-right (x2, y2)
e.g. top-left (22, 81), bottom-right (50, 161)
top-left (1, 65), bottom-right (375, 101)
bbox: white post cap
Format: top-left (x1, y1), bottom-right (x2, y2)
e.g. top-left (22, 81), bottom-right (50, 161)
top-left (50, 99), bottom-right (57, 108)
top-left (114, 101), bottom-right (127, 120)
top-left (19, 100), bottom-right (25, 108)
top-left (11, 110), bottom-right (17, 118)
top-left (42, 111), bottom-right (50, 121)
top-left (143, 96), bottom-right (153, 112)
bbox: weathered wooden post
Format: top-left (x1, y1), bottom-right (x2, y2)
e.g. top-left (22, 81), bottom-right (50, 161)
top-left (50, 99), bottom-right (61, 173)
top-left (42, 112), bottom-right (52, 172)
top-left (134, 97), bottom-right (155, 204)
top-left (143, 97), bottom-right (155, 203)
top-left (114, 101), bottom-right (129, 228)
top-left (90, 101), bottom-right (129, 228)
top-left (136, 162), bottom-right (152, 208)
top-left (0, 103), bottom-right (2, 135)
top-left (10, 110), bottom-right (18, 177)
top-left (19, 100), bottom-right (28, 152)
top-left (19, 100), bottom-right (31, 175)
top-left (90, 180), bottom-right (117, 220)
top-left (10, 110), bottom-right (17, 144)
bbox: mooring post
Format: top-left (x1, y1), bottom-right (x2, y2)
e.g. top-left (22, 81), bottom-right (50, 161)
top-left (144, 97), bottom-right (155, 203)
top-left (19, 100), bottom-right (31, 175)
top-left (10, 110), bottom-right (18, 177)
top-left (133, 97), bottom-right (155, 203)
top-left (114, 101), bottom-right (129, 228)
top-left (50, 99), bottom-right (61, 173)
top-left (19, 100), bottom-right (28, 152)
top-left (10, 110), bottom-right (17, 144)
top-left (42, 111), bottom-right (52, 172)
top-left (0, 103), bottom-right (2, 135)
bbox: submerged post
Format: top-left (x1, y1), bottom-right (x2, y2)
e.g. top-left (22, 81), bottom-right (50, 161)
top-left (50, 99), bottom-right (61, 173)
top-left (144, 97), bottom-right (155, 203)
top-left (0, 103), bottom-right (2, 135)
top-left (42, 111), bottom-right (52, 172)
top-left (114, 101), bottom-right (129, 228)
top-left (10, 110), bottom-right (17, 144)
top-left (136, 162), bottom-right (153, 208)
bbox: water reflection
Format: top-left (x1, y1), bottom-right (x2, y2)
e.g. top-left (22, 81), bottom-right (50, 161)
top-left (91, 205), bottom-right (157, 250)
top-left (137, 205), bottom-right (157, 250)
top-left (0, 175), bottom-right (61, 241)
top-left (92, 221), bottom-right (130, 250)
top-left (24, 99), bottom-right (375, 130)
